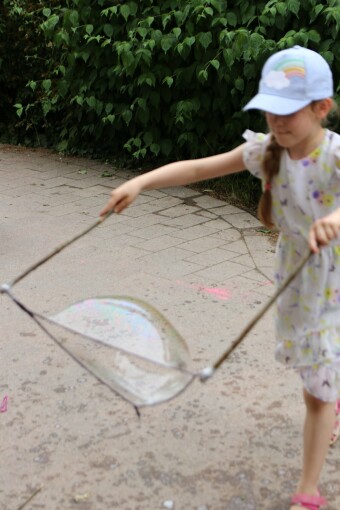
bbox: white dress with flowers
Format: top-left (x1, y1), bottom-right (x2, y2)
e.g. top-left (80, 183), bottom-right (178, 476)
top-left (243, 129), bottom-right (340, 401)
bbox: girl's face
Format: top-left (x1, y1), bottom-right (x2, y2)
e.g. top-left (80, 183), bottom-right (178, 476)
top-left (265, 100), bottom-right (333, 159)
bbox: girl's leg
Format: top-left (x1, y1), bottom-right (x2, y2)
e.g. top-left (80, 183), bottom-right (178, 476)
top-left (290, 389), bottom-right (335, 509)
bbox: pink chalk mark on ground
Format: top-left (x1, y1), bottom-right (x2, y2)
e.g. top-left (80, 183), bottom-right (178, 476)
top-left (176, 280), bottom-right (231, 301)
top-left (258, 281), bottom-right (274, 286)
top-left (0, 395), bottom-right (8, 413)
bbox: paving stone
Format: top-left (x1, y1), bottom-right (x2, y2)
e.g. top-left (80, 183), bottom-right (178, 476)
top-left (179, 235), bottom-right (227, 253)
top-left (223, 240), bottom-right (249, 254)
top-left (184, 248), bottom-right (240, 266)
top-left (127, 223), bottom-right (179, 240)
top-left (210, 228), bottom-right (242, 242)
top-left (158, 204), bottom-right (201, 218)
top-left (132, 235), bottom-right (185, 252)
top-left (192, 196), bottom-right (228, 208)
top-left (171, 224), bottom-right (221, 241)
top-left (160, 214), bottom-right (208, 229)
top-left (201, 218), bottom-right (233, 230)
top-left (220, 213), bottom-right (263, 229)
top-left (161, 186), bottom-right (200, 198)
top-left (209, 205), bottom-right (244, 215)
top-left (194, 260), bottom-right (253, 280)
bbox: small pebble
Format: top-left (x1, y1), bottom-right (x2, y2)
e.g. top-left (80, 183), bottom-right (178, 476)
top-left (74, 493), bottom-right (91, 502)
top-left (163, 500), bottom-right (174, 509)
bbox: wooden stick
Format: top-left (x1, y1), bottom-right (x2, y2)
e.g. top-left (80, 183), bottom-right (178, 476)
top-left (9, 212), bottom-right (112, 288)
top-left (200, 250), bottom-right (313, 379)
top-left (16, 486), bottom-right (43, 510)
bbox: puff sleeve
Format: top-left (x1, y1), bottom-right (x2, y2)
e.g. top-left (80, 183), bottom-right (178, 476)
top-left (242, 130), bottom-right (270, 180)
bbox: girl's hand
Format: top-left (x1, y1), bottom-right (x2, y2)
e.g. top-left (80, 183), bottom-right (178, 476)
top-left (100, 179), bottom-right (142, 216)
top-left (309, 210), bottom-right (340, 253)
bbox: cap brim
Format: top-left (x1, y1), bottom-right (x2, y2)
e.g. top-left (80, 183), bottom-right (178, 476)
top-left (243, 94), bottom-right (311, 115)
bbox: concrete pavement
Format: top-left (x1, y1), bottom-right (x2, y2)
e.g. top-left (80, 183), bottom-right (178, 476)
top-left (0, 144), bottom-right (339, 510)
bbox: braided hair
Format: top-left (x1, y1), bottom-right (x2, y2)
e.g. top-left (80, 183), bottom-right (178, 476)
top-left (258, 134), bottom-right (283, 228)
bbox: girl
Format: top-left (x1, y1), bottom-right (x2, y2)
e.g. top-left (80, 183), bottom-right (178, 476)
top-left (100, 46), bottom-right (340, 510)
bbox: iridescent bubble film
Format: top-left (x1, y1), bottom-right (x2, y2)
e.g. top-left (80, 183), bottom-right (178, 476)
top-left (46, 296), bottom-right (194, 407)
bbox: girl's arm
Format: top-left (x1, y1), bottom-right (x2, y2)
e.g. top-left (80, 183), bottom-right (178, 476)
top-left (100, 143), bottom-right (246, 215)
top-left (309, 208), bottom-right (340, 253)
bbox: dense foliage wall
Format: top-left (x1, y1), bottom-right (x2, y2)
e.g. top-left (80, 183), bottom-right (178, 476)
top-left (1, 0), bottom-right (339, 161)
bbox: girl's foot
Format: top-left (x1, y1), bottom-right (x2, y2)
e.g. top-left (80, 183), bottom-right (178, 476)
top-left (329, 399), bottom-right (340, 446)
top-left (290, 492), bottom-right (327, 509)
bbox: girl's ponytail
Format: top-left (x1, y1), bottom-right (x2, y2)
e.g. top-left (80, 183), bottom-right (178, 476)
top-left (258, 134), bottom-right (283, 228)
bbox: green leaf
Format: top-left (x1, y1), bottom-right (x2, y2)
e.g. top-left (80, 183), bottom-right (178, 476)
top-left (160, 139), bottom-right (173, 156)
top-left (41, 14), bottom-right (59, 32)
top-left (137, 73), bottom-right (156, 87)
top-left (184, 36), bottom-right (195, 47)
top-left (103, 114), bottom-right (116, 124)
top-left (145, 16), bottom-right (154, 27)
top-left (198, 32), bottom-right (212, 50)
top-left (198, 69), bottom-right (208, 82)
top-left (74, 95), bottom-right (84, 106)
top-left (69, 10), bottom-right (79, 27)
top-left (42, 79), bottom-right (52, 92)
top-left (143, 131), bottom-right (153, 145)
top-left (163, 76), bottom-right (174, 87)
top-left (42, 99), bottom-right (52, 115)
top-left (103, 24), bottom-right (113, 37)
top-left (86, 96), bottom-right (97, 108)
top-left (211, 17), bottom-right (228, 28)
top-left (14, 104), bottom-right (23, 118)
top-left (173, 27), bottom-right (181, 39)
top-left (210, 59), bottom-right (220, 71)
top-left (204, 7), bottom-right (214, 16)
top-left (128, 1), bottom-right (138, 16)
top-left (150, 143), bottom-right (160, 156)
top-left (161, 36), bottom-right (175, 53)
top-left (28, 80), bottom-right (37, 91)
top-left (85, 24), bottom-right (93, 35)
top-left (42, 8), bottom-right (51, 17)
top-left (137, 98), bottom-right (147, 111)
top-left (227, 12), bottom-right (237, 26)
top-left (122, 110), bottom-right (133, 125)
top-left (287, 0), bottom-right (300, 16)
top-left (121, 51), bottom-right (135, 69)
top-left (223, 48), bottom-right (234, 67)
top-left (235, 78), bottom-right (244, 91)
top-left (120, 4), bottom-right (130, 21)
top-left (105, 103), bottom-right (113, 114)
top-left (101, 6), bottom-right (118, 17)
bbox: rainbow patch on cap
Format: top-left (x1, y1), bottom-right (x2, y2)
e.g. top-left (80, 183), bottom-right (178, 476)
top-left (274, 58), bottom-right (306, 79)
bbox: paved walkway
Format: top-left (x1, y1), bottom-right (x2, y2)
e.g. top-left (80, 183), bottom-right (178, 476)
top-left (0, 145), bottom-right (339, 510)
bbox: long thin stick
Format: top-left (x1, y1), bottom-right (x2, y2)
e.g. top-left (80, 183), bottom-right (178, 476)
top-left (200, 250), bottom-right (313, 379)
top-left (9, 212), bottom-right (112, 288)
top-left (16, 486), bottom-right (43, 510)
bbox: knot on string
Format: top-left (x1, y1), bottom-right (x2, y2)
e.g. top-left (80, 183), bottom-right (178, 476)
top-left (0, 283), bottom-right (11, 295)
top-left (199, 366), bottom-right (214, 382)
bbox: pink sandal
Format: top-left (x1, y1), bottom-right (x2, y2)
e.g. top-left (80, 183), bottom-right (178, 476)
top-left (330, 399), bottom-right (340, 446)
top-left (291, 493), bottom-right (327, 509)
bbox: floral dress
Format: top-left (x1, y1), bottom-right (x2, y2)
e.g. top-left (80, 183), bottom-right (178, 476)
top-left (243, 129), bottom-right (340, 401)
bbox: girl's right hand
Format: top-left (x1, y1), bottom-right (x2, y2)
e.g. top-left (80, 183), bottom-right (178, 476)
top-left (99, 179), bottom-right (142, 216)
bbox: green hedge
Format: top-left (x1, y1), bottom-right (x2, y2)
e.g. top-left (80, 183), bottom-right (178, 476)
top-left (1, 0), bottom-right (340, 161)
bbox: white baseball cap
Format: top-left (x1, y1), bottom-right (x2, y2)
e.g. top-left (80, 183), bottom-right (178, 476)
top-left (243, 46), bottom-right (333, 115)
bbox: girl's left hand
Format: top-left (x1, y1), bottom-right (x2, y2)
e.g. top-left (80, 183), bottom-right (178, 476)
top-left (309, 210), bottom-right (340, 253)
